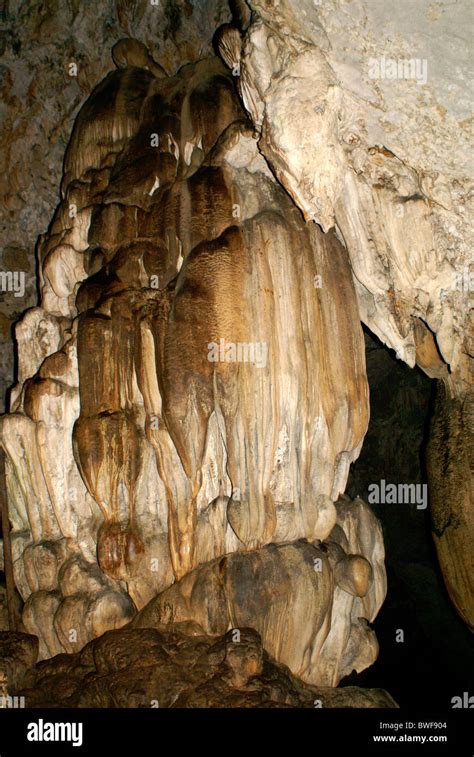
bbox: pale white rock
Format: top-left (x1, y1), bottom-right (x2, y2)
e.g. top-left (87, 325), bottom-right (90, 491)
top-left (224, 0), bottom-right (473, 396)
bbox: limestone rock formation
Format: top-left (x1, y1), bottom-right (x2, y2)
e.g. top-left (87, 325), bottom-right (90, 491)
top-left (215, 0), bottom-right (473, 628)
top-left (216, 1), bottom-right (472, 387)
top-left (427, 385), bottom-right (474, 628)
top-left (134, 498), bottom-right (385, 687)
top-left (1, 0), bottom-right (472, 705)
top-left (0, 0), bottom-right (234, 411)
top-left (0, 35), bottom-right (386, 687)
top-left (11, 626), bottom-right (396, 708)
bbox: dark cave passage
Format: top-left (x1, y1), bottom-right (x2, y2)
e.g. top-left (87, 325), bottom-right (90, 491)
top-left (344, 328), bottom-right (474, 708)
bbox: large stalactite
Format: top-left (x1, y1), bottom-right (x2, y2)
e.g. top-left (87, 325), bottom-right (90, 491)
top-left (0, 45), bottom-right (387, 687)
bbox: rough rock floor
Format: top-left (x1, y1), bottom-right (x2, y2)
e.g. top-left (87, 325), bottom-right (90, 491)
top-left (1, 628), bottom-right (397, 709)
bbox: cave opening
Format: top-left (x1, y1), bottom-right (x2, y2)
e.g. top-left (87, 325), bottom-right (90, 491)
top-left (344, 327), bottom-right (474, 708)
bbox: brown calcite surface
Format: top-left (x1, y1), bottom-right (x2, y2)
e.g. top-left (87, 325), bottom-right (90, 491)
top-left (133, 499), bottom-right (386, 687)
top-left (214, 3), bottom-right (474, 632)
top-left (10, 627), bottom-right (397, 709)
top-left (0, 41), bottom-right (388, 687)
top-left (0, 0), bottom-right (233, 410)
top-left (0, 631), bottom-right (39, 692)
top-left (427, 384), bottom-right (474, 629)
